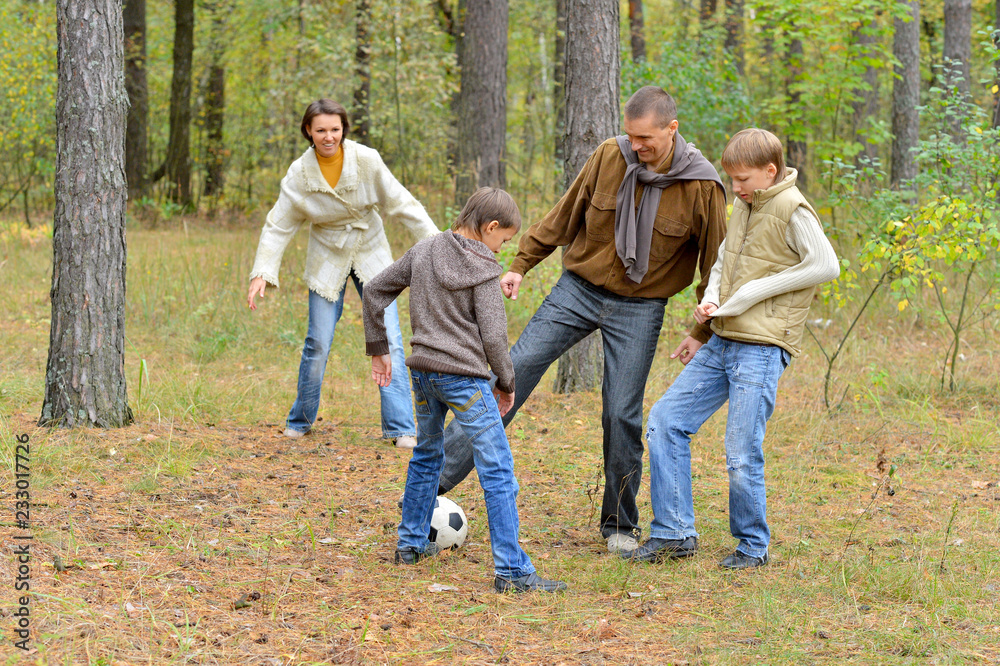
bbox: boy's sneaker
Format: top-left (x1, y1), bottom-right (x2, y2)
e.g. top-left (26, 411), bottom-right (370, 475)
top-left (621, 536), bottom-right (698, 562)
top-left (719, 550), bottom-right (768, 570)
top-left (394, 542), bottom-right (442, 565)
top-left (606, 533), bottom-right (639, 554)
top-left (283, 428), bottom-right (307, 439)
top-left (394, 436), bottom-right (417, 449)
top-left (494, 572), bottom-right (568, 593)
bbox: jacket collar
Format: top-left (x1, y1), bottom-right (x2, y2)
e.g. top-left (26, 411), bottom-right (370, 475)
top-left (301, 140), bottom-right (361, 194)
top-left (749, 168), bottom-right (798, 207)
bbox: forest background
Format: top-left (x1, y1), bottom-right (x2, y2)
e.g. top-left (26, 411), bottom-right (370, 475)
top-left (1, 0), bottom-right (1000, 663)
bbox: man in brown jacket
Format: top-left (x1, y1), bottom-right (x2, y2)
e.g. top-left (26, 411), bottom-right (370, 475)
top-left (438, 86), bottom-right (728, 554)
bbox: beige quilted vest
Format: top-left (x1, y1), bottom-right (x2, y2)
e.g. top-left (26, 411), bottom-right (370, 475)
top-left (710, 169), bottom-right (818, 356)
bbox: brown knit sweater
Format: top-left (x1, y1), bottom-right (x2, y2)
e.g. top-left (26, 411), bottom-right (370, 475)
top-left (509, 137), bottom-right (728, 342)
top-left (362, 231), bottom-right (515, 393)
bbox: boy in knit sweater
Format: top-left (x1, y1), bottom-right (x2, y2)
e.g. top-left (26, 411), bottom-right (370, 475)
top-left (362, 188), bottom-right (566, 593)
top-left (624, 129), bottom-right (840, 569)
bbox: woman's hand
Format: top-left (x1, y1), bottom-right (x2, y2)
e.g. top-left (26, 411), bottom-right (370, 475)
top-left (494, 388), bottom-right (514, 417)
top-left (247, 277), bottom-right (268, 311)
top-left (371, 354), bottom-right (392, 387)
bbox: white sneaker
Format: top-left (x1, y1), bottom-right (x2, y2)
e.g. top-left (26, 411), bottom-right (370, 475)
top-left (394, 435), bottom-right (417, 449)
top-left (606, 533), bottom-right (639, 554)
top-left (283, 428), bottom-right (307, 439)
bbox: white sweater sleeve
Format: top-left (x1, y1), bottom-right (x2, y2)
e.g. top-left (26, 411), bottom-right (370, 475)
top-left (701, 236), bottom-right (726, 306)
top-left (709, 206), bottom-right (840, 318)
top-left (373, 153), bottom-right (440, 241)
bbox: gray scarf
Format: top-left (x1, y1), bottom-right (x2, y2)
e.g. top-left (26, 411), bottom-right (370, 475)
top-left (614, 133), bottom-right (724, 283)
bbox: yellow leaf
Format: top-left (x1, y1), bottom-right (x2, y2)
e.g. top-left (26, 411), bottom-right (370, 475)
top-left (993, 85), bottom-right (999, 94)
top-left (898, 299), bottom-right (909, 312)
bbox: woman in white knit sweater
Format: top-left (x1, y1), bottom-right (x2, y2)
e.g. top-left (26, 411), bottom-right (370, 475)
top-left (247, 99), bottom-right (438, 446)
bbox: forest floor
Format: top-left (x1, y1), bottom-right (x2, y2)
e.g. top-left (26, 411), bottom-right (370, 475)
top-left (2, 222), bottom-right (999, 664)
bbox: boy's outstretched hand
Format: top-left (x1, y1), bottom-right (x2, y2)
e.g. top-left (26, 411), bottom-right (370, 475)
top-left (371, 354), bottom-right (392, 387)
top-left (694, 302), bottom-right (718, 325)
top-left (494, 389), bottom-right (514, 417)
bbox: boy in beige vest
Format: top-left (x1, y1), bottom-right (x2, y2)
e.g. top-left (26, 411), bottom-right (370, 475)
top-left (622, 129), bottom-right (839, 568)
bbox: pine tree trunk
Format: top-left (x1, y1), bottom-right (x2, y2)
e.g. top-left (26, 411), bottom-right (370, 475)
top-left (124, 0), bottom-right (147, 200)
top-left (724, 0), bottom-right (744, 75)
top-left (628, 0), bottom-right (646, 62)
top-left (553, 0), bottom-right (567, 185)
top-left (203, 63), bottom-right (225, 198)
top-left (786, 35), bottom-right (807, 190)
top-left (554, 0), bottom-right (619, 394)
top-left (164, 0), bottom-right (194, 206)
top-left (455, 0), bottom-right (507, 205)
top-left (353, 0), bottom-right (373, 146)
top-left (943, 0), bottom-right (972, 96)
top-left (851, 20), bottom-right (880, 166)
top-left (891, 0), bottom-right (920, 189)
top-left (43, 0), bottom-right (133, 428)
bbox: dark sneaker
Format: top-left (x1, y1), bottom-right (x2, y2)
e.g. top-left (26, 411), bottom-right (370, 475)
top-left (719, 550), bottom-right (768, 570)
top-left (494, 572), bottom-right (568, 593)
top-left (621, 536), bottom-right (698, 562)
top-left (394, 542), bottom-right (442, 565)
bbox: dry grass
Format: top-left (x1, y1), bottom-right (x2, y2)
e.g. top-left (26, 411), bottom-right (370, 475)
top-left (2, 221), bottom-right (999, 664)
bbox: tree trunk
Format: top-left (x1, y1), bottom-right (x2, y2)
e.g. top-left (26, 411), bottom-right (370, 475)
top-left (942, 0), bottom-right (972, 96)
top-left (554, 0), bottom-right (619, 393)
top-left (628, 0), bottom-right (646, 62)
top-left (43, 0), bottom-right (133, 428)
top-left (353, 0), bottom-right (373, 146)
top-left (699, 0), bottom-right (717, 35)
top-left (553, 0), bottom-right (567, 186)
top-left (785, 35), bottom-right (807, 190)
top-left (891, 0), bottom-right (919, 189)
top-left (124, 0), bottom-right (147, 200)
top-left (158, 0), bottom-right (194, 206)
top-left (455, 0), bottom-right (507, 205)
top-left (724, 0), bottom-right (744, 75)
top-left (851, 20), bottom-right (880, 166)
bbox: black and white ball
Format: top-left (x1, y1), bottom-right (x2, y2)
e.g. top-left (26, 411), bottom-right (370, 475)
top-left (429, 496), bottom-right (468, 549)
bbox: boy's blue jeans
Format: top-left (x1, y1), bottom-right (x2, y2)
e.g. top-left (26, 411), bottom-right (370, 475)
top-left (286, 281), bottom-right (415, 438)
top-left (399, 371), bottom-right (535, 580)
top-left (646, 335), bottom-right (790, 559)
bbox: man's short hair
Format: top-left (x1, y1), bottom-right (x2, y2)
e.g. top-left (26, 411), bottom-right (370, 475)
top-left (623, 86), bottom-right (677, 128)
top-left (721, 128), bottom-right (786, 176)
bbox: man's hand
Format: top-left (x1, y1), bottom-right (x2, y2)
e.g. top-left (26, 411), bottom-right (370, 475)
top-left (371, 354), bottom-right (392, 387)
top-left (694, 302), bottom-right (718, 325)
top-left (669, 335), bottom-right (704, 366)
top-left (494, 388), bottom-right (514, 416)
top-left (500, 272), bottom-right (523, 300)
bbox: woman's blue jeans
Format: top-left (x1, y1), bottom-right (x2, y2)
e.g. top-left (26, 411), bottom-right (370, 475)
top-left (398, 371), bottom-right (535, 580)
top-left (286, 278), bottom-right (415, 438)
top-left (645, 335), bottom-right (789, 558)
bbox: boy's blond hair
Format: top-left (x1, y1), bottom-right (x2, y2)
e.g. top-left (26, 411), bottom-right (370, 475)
top-left (452, 187), bottom-right (522, 234)
top-left (721, 128), bottom-right (786, 177)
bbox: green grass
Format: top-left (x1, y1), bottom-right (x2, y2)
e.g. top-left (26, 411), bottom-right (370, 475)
top-left (2, 219), bottom-right (1000, 663)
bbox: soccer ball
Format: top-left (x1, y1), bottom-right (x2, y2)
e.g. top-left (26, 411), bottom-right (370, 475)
top-left (429, 496), bottom-right (468, 549)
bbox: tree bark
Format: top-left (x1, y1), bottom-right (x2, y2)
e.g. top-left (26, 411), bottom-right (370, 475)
top-left (553, 0), bottom-right (567, 185)
top-left (724, 0), bottom-right (744, 75)
top-left (785, 35), bottom-right (807, 190)
top-left (851, 20), bottom-right (880, 166)
top-left (891, 0), bottom-right (919, 189)
top-left (554, 0), bottom-right (619, 393)
top-left (154, 0), bottom-right (194, 206)
top-left (124, 0), bottom-right (147, 200)
top-left (942, 0), bottom-right (972, 96)
top-left (628, 0), bottom-right (646, 62)
top-left (43, 0), bottom-right (133, 428)
top-left (353, 0), bottom-right (373, 146)
top-left (455, 0), bottom-right (507, 205)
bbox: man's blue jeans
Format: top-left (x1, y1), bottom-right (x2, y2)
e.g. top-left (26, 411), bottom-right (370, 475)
top-left (399, 371), bottom-right (535, 579)
top-left (286, 278), bottom-right (415, 438)
top-left (646, 335), bottom-right (789, 558)
top-left (438, 271), bottom-right (667, 539)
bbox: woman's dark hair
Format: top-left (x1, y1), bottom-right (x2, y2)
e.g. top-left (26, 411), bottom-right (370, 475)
top-left (452, 187), bottom-right (522, 234)
top-left (300, 99), bottom-right (350, 143)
